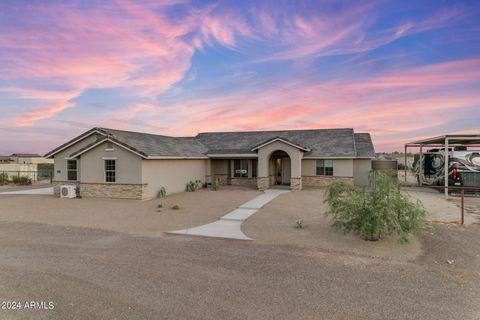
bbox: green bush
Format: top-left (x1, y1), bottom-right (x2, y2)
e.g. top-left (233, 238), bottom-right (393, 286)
top-left (185, 181), bottom-right (197, 192)
top-left (212, 178), bottom-right (220, 191)
top-left (11, 175), bottom-right (32, 185)
top-left (324, 171), bottom-right (426, 243)
top-left (0, 172), bottom-right (9, 185)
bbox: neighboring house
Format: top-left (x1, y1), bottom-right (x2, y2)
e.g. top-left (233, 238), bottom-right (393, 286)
top-left (10, 153), bottom-right (54, 165)
top-left (45, 127), bottom-right (375, 199)
top-left (0, 156), bottom-right (11, 164)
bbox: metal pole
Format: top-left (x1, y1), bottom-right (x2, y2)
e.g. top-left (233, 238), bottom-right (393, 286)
top-left (461, 187), bottom-right (464, 225)
top-left (404, 145), bottom-right (407, 183)
top-left (419, 144), bottom-right (423, 186)
top-left (444, 138), bottom-right (449, 199)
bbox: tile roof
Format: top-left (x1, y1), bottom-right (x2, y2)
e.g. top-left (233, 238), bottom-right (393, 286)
top-left (48, 127), bottom-right (375, 158)
top-left (197, 128), bottom-right (360, 157)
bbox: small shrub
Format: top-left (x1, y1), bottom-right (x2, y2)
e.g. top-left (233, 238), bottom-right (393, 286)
top-left (294, 219), bottom-right (304, 229)
top-left (11, 175), bottom-right (32, 185)
top-left (158, 187), bottom-right (167, 198)
top-left (157, 204), bottom-right (163, 208)
top-left (156, 208), bottom-right (162, 213)
top-left (324, 171), bottom-right (426, 243)
top-left (185, 181), bottom-right (197, 192)
top-left (0, 173), bottom-right (9, 185)
top-left (212, 178), bottom-right (220, 191)
top-left (171, 204), bottom-right (180, 210)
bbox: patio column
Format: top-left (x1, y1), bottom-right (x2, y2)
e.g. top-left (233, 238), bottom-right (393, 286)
top-left (444, 138), bottom-right (449, 199)
top-left (256, 155), bottom-right (270, 190)
top-left (290, 155), bottom-right (302, 190)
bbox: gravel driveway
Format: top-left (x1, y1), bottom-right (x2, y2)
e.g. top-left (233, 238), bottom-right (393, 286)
top-left (0, 221), bottom-right (479, 320)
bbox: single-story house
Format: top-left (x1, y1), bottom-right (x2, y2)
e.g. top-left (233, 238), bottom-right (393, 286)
top-left (10, 153), bottom-right (54, 165)
top-left (45, 127), bottom-right (375, 199)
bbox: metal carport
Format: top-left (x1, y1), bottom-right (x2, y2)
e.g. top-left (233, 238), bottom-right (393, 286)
top-left (405, 134), bottom-right (480, 198)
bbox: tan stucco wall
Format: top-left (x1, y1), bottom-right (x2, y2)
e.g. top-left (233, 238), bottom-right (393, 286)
top-left (301, 159), bottom-right (353, 177)
top-left (142, 159), bottom-right (207, 199)
top-left (257, 141), bottom-right (303, 178)
top-left (80, 141), bottom-right (142, 184)
top-left (353, 159), bottom-right (372, 186)
top-left (52, 133), bottom-right (102, 182)
top-left (212, 159), bottom-right (229, 175)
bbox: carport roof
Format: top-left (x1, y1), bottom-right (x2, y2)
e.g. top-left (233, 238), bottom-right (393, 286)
top-left (405, 134), bottom-right (480, 146)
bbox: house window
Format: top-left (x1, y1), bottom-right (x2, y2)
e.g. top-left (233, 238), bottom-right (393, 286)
top-left (67, 160), bottom-right (77, 181)
top-left (252, 159), bottom-right (257, 178)
top-left (105, 159), bottom-right (116, 182)
top-left (316, 160), bottom-right (333, 176)
top-left (233, 159), bottom-right (248, 178)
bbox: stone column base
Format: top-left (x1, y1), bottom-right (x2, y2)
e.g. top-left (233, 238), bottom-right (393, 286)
top-left (290, 177), bottom-right (302, 190)
top-left (257, 177), bottom-right (270, 190)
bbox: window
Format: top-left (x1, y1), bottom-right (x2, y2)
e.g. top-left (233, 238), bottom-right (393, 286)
top-left (316, 160), bottom-right (333, 176)
top-left (105, 159), bottom-right (116, 182)
top-left (233, 159), bottom-right (248, 178)
top-left (67, 160), bottom-right (77, 181)
top-left (252, 159), bottom-right (257, 178)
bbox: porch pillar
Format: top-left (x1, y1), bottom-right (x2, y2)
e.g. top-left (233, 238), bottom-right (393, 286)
top-left (290, 154), bottom-right (302, 190)
top-left (257, 155), bottom-right (270, 190)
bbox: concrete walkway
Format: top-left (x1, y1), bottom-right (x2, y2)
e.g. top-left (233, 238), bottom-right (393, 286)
top-left (168, 189), bottom-right (290, 240)
top-left (0, 187), bottom-right (54, 195)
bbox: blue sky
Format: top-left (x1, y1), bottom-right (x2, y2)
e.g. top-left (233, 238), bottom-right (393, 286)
top-left (0, 0), bottom-right (479, 154)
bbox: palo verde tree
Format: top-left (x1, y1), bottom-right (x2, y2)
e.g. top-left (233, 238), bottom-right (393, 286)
top-left (324, 171), bottom-right (426, 243)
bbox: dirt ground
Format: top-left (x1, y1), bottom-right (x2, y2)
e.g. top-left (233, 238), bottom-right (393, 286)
top-left (0, 187), bottom-right (261, 237)
top-left (242, 188), bottom-right (423, 261)
top-left (404, 187), bottom-right (480, 225)
top-left (0, 180), bottom-right (52, 192)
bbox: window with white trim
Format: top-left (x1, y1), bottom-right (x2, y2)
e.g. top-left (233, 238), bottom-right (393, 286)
top-left (67, 160), bottom-right (77, 181)
top-left (316, 160), bottom-right (333, 176)
top-left (105, 159), bottom-right (116, 182)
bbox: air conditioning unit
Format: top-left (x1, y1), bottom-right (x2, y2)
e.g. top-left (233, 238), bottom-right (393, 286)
top-left (60, 185), bottom-right (76, 198)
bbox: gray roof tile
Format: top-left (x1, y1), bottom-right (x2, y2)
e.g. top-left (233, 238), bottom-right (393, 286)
top-left (49, 127), bottom-right (375, 159)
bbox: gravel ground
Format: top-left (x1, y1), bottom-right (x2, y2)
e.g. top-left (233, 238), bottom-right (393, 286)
top-left (0, 187), bottom-right (261, 237)
top-left (0, 221), bottom-right (478, 320)
top-left (0, 188), bottom-right (479, 319)
top-left (243, 188), bottom-right (423, 261)
top-left (404, 187), bottom-right (480, 225)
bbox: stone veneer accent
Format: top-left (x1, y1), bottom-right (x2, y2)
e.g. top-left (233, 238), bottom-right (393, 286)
top-left (257, 177), bottom-right (270, 190)
top-left (228, 177), bottom-right (257, 186)
top-left (53, 181), bottom-right (147, 200)
top-left (213, 174), bottom-right (229, 185)
top-left (290, 177), bottom-right (302, 190)
top-left (302, 176), bottom-right (354, 187)
top-left (53, 181), bottom-right (79, 196)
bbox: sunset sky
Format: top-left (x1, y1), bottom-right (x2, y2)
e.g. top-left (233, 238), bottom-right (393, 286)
top-left (0, 0), bottom-right (479, 155)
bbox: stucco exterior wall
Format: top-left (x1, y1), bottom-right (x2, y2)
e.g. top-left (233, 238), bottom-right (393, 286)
top-left (301, 159), bottom-right (353, 177)
top-left (142, 159), bottom-right (207, 199)
top-left (353, 159), bottom-right (372, 186)
top-left (79, 141), bottom-right (142, 184)
top-left (52, 133), bottom-right (102, 182)
top-left (257, 141), bottom-right (303, 178)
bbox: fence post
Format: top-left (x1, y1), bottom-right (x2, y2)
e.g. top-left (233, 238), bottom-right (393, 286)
top-left (461, 187), bottom-right (465, 225)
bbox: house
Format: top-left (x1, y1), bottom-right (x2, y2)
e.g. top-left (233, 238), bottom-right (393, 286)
top-left (10, 153), bottom-right (54, 165)
top-left (0, 156), bottom-right (11, 164)
top-left (45, 127), bottom-right (375, 199)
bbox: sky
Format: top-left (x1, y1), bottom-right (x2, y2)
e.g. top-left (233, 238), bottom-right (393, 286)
top-left (0, 0), bottom-right (479, 154)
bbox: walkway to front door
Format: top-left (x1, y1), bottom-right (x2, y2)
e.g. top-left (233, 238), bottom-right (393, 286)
top-left (168, 189), bottom-right (289, 240)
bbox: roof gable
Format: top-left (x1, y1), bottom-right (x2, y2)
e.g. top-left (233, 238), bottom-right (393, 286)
top-left (251, 137), bottom-right (311, 152)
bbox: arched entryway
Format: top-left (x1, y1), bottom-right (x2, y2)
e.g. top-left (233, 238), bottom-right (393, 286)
top-left (269, 150), bottom-right (291, 186)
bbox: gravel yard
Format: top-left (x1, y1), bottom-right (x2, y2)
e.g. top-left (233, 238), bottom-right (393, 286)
top-left (0, 187), bottom-right (479, 319)
top-left (243, 188), bottom-right (423, 261)
top-left (0, 187), bottom-right (261, 237)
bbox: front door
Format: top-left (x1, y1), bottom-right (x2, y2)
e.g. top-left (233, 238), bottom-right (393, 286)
top-left (281, 157), bottom-right (291, 184)
top-left (274, 156), bottom-right (291, 185)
